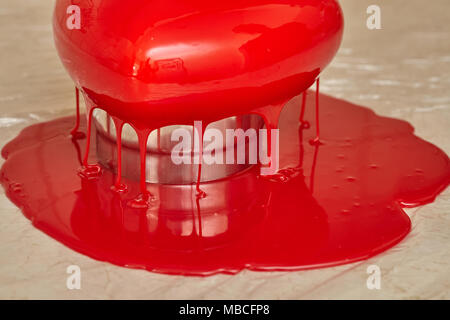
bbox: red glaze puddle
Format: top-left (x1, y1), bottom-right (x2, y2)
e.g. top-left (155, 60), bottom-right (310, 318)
top-left (1, 92), bottom-right (449, 276)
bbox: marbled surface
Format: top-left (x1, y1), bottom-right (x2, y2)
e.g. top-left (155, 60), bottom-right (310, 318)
top-left (0, 0), bottom-right (449, 299)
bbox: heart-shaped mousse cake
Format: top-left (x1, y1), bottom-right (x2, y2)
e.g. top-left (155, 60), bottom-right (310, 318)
top-left (53, 0), bottom-right (343, 127)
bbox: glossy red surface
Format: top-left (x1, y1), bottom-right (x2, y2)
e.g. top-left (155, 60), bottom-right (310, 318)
top-left (53, 0), bottom-right (343, 127)
top-left (1, 93), bottom-right (449, 276)
top-left (4, 0), bottom-right (446, 276)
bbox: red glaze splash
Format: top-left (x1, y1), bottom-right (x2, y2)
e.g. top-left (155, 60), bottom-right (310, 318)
top-left (1, 92), bottom-right (449, 276)
top-left (70, 87), bottom-right (85, 139)
top-left (111, 117), bottom-right (127, 193)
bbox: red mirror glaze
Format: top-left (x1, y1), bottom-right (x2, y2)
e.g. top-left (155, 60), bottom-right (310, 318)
top-left (53, 0), bottom-right (343, 126)
top-left (2, 1), bottom-right (449, 276)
